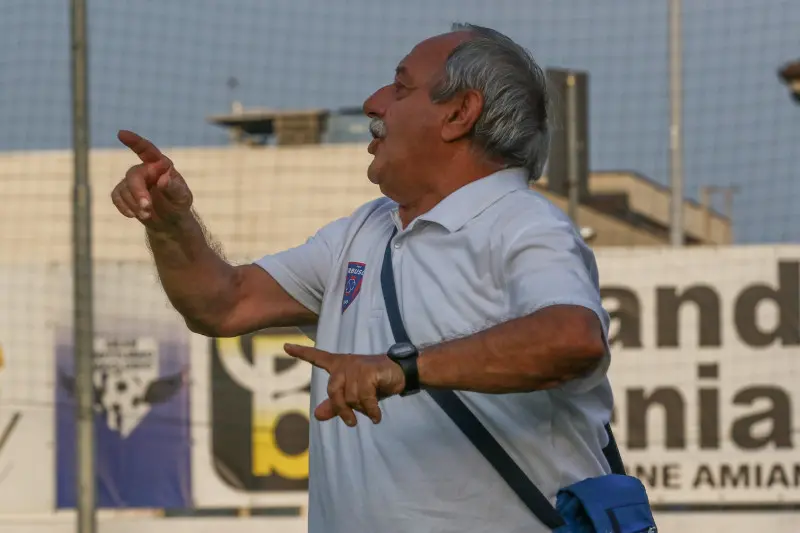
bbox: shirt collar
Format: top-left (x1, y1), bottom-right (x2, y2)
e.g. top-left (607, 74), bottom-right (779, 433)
top-left (391, 167), bottom-right (529, 233)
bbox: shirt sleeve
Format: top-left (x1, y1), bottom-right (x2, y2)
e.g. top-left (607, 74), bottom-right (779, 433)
top-left (505, 219), bottom-right (604, 316)
top-left (253, 216), bottom-right (351, 315)
top-left (502, 217), bottom-right (611, 392)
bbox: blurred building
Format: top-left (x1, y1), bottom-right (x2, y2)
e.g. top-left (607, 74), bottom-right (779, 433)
top-left (0, 107), bottom-right (730, 265)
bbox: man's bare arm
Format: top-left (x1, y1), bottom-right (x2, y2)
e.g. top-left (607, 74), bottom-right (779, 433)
top-left (416, 305), bottom-right (606, 393)
top-left (280, 304), bottom-right (607, 426)
top-left (146, 211), bottom-right (317, 337)
top-left (111, 130), bottom-right (315, 338)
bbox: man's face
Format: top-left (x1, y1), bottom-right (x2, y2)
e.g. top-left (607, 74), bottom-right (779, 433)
top-left (362, 32), bottom-right (470, 199)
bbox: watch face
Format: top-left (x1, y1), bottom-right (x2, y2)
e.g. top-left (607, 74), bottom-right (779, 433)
top-left (389, 342), bottom-right (417, 359)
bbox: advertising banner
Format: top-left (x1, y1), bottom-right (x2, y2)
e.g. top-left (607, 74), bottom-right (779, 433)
top-left (0, 265), bottom-right (55, 512)
top-left (598, 246), bottom-right (800, 506)
top-left (191, 328), bottom-right (314, 508)
top-left (183, 245), bottom-right (800, 512)
top-left (54, 263), bottom-right (192, 509)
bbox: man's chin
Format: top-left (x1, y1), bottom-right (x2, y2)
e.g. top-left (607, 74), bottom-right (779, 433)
top-left (366, 162), bottom-right (382, 185)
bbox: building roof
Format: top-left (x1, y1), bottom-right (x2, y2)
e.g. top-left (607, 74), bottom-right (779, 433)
top-left (207, 108), bottom-right (329, 145)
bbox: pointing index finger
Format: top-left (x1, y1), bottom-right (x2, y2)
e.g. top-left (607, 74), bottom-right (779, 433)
top-left (284, 344), bottom-right (335, 371)
top-left (117, 130), bottom-right (165, 164)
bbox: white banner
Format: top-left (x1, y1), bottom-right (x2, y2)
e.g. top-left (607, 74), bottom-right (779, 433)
top-left (2, 245), bottom-right (798, 516)
top-left (598, 245), bottom-right (800, 505)
top-left (0, 265), bottom-right (55, 512)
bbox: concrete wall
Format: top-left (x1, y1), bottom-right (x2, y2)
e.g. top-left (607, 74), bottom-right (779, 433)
top-left (1, 144), bottom-right (680, 265)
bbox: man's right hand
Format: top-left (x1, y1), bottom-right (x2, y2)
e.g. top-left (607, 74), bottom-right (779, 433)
top-left (111, 130), bottom-right (318, 337)
top-left (112, 130), bottom-right (194, 232)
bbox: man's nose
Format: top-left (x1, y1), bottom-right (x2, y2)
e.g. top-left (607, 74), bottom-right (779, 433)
top-left (362, 85), bottom-right (390, 118)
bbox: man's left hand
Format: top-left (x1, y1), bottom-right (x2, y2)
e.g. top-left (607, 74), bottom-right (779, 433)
top-left (283, 344), bottom-right (406, 427)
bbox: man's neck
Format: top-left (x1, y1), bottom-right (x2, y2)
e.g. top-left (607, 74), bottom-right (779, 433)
top-left (395, 163), bottom-right (504, 228)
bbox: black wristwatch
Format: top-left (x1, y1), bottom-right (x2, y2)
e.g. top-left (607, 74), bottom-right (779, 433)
top-left (387, 342), bottom-right (420, 397)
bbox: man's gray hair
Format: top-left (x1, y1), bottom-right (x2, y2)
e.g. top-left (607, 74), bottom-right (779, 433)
top-left (430, 23), bottom-right (550, 181)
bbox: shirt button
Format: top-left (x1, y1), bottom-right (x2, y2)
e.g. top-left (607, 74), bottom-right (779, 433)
top-left (393, 241), bottom-right (402, 249)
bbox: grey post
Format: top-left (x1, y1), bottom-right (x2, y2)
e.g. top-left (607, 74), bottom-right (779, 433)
top-left (565, 73), bottom-right (579, 224)
top-left (668, 0), bottom-right (685, 247)
top-left (69, 0), bottom-right (96, 531)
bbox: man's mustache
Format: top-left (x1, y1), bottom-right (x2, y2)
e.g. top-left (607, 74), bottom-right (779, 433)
top-left (369, 118), bottom-right (387, 139)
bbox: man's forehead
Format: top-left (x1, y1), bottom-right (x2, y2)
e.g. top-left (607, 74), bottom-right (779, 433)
top-left (396, 31), bottom-right (473, 81)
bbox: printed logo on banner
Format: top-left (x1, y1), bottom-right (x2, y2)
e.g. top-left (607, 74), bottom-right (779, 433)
top-left (56, 336), bottom-right (192, 508)
top-left (0, 343), bottom-right (23, 482)
top-left (342, 262), bottom-right (366, 313)
top-left (58, 339), bottom-right (184, 437)
top-left (210, 331), bottom-right (312, 491)
top-left (0, 411), bottom-right (22, 481)
top-left (0, 264), bottom-right (58, 513)
top-left (601, 259), bottom-right (800, 504)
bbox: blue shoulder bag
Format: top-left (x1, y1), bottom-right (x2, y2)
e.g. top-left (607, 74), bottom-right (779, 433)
top-left (380, 229), bottom-right (658, 532)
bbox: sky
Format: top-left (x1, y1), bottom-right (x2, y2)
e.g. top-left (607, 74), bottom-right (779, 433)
top-left (1, 0), bottom-right (798, 243)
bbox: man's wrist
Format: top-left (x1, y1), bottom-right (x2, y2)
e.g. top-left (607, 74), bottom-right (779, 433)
top-left (145, 210), bottom-right (196, 241)
top-left (415, 344), bottom-right (457, 391)
top-left (416, 347), bottom-right (430, 389)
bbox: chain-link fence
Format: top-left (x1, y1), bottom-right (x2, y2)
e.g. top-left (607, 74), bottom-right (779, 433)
top-left (1, 1), bottom-right (798, 532)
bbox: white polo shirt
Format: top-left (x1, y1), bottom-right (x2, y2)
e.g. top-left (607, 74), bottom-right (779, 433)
top-left (255, 167), bottom-right (615, 533)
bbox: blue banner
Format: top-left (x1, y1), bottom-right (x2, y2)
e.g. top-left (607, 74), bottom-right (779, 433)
top-left (56, 334), bottom-right (192, 508)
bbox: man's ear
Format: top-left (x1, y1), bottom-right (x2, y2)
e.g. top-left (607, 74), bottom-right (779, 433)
top-left (441, 89), bottom-right (484, 142)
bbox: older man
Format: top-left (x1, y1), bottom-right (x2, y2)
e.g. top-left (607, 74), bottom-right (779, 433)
top-left (112, 23), bottom-right (615, 533)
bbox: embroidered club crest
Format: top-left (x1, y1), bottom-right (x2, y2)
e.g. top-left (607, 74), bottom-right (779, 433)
top-left (342, 262), bottom-right (366, 313)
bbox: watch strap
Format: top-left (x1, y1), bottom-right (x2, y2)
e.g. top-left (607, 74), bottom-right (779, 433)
top-left (393, 352), bottom-right (420, 396)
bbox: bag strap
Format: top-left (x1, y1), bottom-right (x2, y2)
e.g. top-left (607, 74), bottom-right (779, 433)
top-left (380, 227), bottom-right (627, 530)
top-left (380, 228), bottom-right (566, 529)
